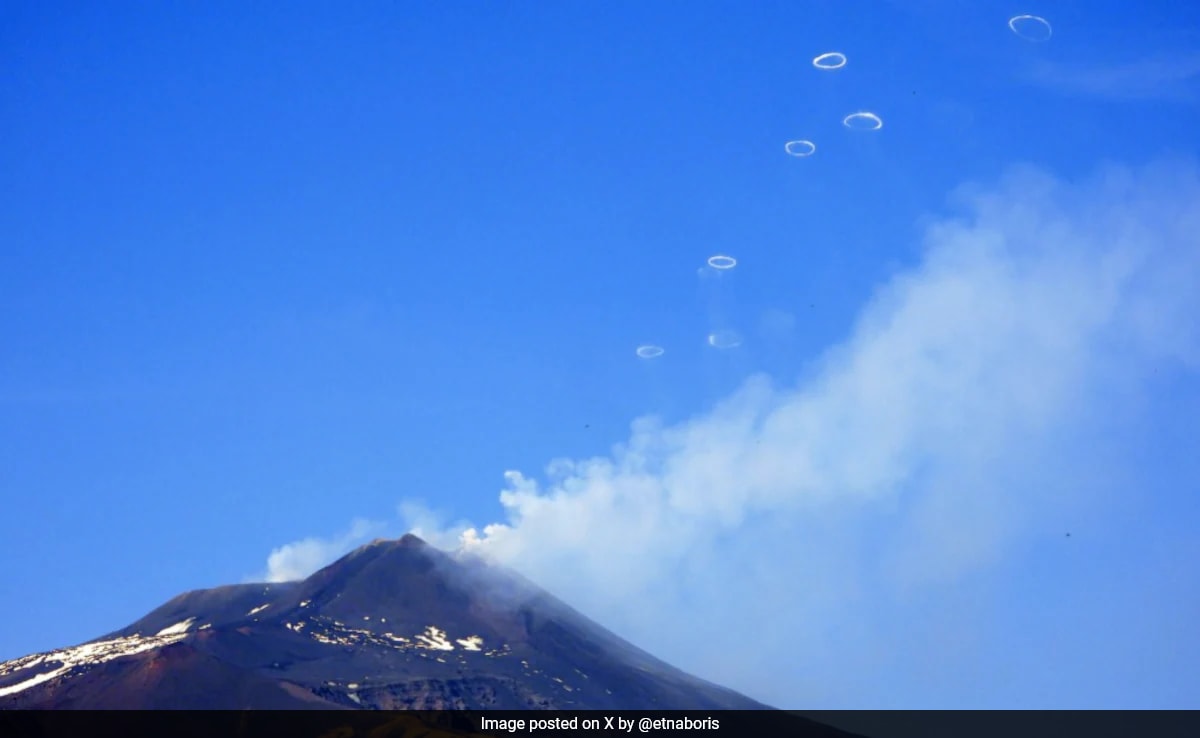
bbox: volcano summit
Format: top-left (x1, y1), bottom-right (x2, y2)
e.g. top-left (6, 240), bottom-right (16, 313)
top-left (0, 534), bottom-right (769, 710)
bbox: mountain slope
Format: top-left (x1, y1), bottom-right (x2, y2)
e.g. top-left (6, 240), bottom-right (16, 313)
top-left (0, 534), bottom-right (768, 710)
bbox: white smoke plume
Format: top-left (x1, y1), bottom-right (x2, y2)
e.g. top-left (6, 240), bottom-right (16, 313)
top-left (262, 518), bottom-right (384, 583)
top-left (265, 159), bottom-right (1200, 707)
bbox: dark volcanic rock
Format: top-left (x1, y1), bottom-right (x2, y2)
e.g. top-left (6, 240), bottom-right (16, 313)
top-left (0, 534), bottom-right (770, 710)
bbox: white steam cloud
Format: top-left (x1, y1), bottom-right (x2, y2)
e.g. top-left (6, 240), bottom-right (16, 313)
top-left (262, 518), bottom-right (383, 583)
top-left (265, 160), bottom-right (1200, 707)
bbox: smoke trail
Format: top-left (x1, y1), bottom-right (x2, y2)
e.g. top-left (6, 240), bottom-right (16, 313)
top-left (269, 159), bottom-right (1200, 707)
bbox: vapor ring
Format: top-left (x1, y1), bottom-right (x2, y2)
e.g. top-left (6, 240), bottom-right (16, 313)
top-left (812, 52), bottom-right (847, 70)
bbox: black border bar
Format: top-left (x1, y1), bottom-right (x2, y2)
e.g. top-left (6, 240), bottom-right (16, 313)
top-left (1, 710), bottom-right (1197, 738)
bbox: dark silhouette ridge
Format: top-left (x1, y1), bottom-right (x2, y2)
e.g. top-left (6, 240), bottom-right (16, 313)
top-left (1, 535), bottom-right (771, 710)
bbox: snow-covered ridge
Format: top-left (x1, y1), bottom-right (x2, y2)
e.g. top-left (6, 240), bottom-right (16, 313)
top-left (0, 629), bottom-right (192, 698)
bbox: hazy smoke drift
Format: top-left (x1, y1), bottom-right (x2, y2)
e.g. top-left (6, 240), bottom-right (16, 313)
top-left (268, 160), bottom-right (1200, 707)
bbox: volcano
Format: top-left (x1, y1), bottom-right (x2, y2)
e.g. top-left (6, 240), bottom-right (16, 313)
top-left (0, 534), bottom-right (771, 710)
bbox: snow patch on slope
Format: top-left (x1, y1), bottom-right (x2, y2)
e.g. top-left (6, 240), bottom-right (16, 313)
top-left (456, 636), bottom-right (484, 651)
top-left (415, 626), bottom-right (454, 651)
top-left (155, 618), bottom-right (197, 636)
top-left (0, 631), bottom-right (191, 698)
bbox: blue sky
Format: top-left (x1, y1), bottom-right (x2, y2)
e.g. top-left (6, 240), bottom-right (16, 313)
top-left (2, 0), bottom-right (1199, 708)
